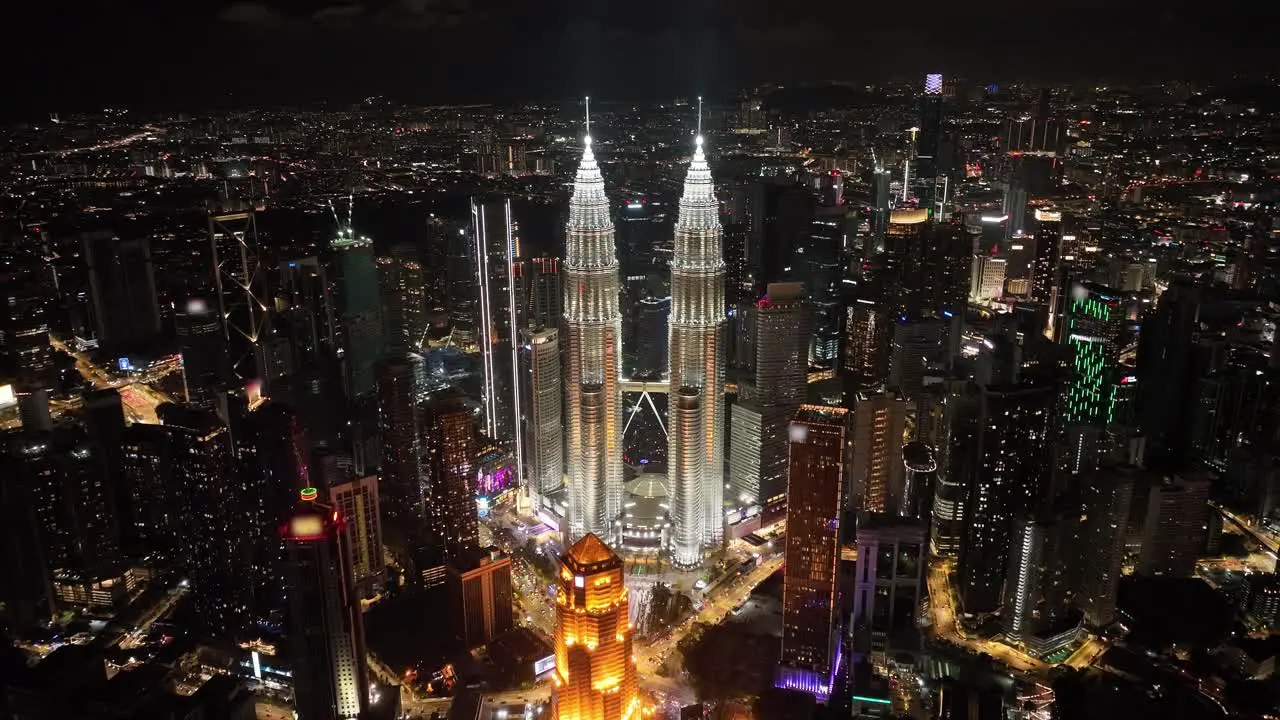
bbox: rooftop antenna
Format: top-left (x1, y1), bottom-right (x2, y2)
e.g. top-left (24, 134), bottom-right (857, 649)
top-left (584, 96), bottom-right (591, 143)
top-left (697, 96), bottom-right (703, 139)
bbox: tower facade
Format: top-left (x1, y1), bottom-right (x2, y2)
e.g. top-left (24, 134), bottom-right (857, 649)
top-left (282, 489), bottom-right (369, 720)
top-left (564, 131), bottom-right (624, 542)
top-left (668, 134), bottom-right (728, 566)
top-left (551, 534), bottom-right (638, 720)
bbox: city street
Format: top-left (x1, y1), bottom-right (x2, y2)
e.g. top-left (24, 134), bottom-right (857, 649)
top-left (925, 559), bottom-right (1049, 677)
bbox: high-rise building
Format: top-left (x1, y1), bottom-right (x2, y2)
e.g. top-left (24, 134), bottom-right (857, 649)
top-left (850, 514), bottom-right (927, 661)
top-left (955, 383), bottom-right (1056, 614)
top-left (174, 298), bottom-right (227, 409)
top-left (744, 283), bottom-right (810, 406)
top-left (82, 231), bottom-right (161, 352)
top-left (1075, 466), bottom-right (1136, 627)
top-left (899, 441), bottom-right (937, 521)
top-left (3, 427), bottom-right (125, 611)
top-left (421, 391), bottom-right (479, 559)
top-left (447, 548), bottom-right (514, 649)
top-left (798, 207), bottom-right (845, 367)
top-left (883, 209), bottom-right (930, 316)
top-left (850, 390), bottom-right (910, 515)
top-left (328, 475), bottom-right (383, 598)
top-left (282, 489), bottom-right (369, 720)
top-left (563, 127), bottom-right (624, 542)
top-left (550, 534), bottom-right (638, 720)
top-left (841, 297), bottom-right (890, 396)
top-left (1138, 473), bottom-right (1210, 578)
top-left (517, 256), bottom-right (563, 331)
top-left (472, 199), bottom-right (522, 473)
top-left (668, 133), bottom-right (728, 567)
top-left (1061, 283), bottom-right (1128, 426)
top-left (1030, 209), bottom-right (1062, 307)
top-left (374, 353), bottom-right (426, 538)
top-left (0, 256), bottom-right (57, 393)
top-left (915, 74), bottom-right (945, 214)
top-left (779, 406), bottom-right (847, 700)
top-left (869, 168), bottom-right (892, 254)
top-left (330, 226), bottom-right (383, 399)
top-left (379, 242), bottom-right (430, 352)
top-left (728, 401), bottom-right (792, 517)
top-left (524, 328), bottom-right (564, 506)
top-left (1001, 515), bottom-right (1076, 654)
top-left (159, 404), bottom-right (246, 637)
top-left (889, 318), bottom-right (944, 401)
top-left (969, 254), bottom-right (1006, 303)
top-left (209, 203), bottom-right (271, 385)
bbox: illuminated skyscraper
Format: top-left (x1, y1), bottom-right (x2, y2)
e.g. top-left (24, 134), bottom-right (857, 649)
top-left (174, 297), bottom-right (226, 410)
top-left (550, 534), bottom-right (638, 720)
top-left (850, 390), bottom-right (909, 515)
top-left (841, 297), bottom-right (890, 399)
top-left (330, 226), bottom-right (383, 399)
top-left (472, 199), bottom-right (522, 479)
top-left (668, 127), bottom-right (728, 567)
top-left (420, 391), bottom-right (479, 559)
top-left (1030, 209), bottom-right (1062, 307)
top-left (328, 475), bottom-right (383, 598)
top-left (779, 406), bottom-right (847, 700)
top-left (282, 488), bottom-right (369, 720)
top-left (564, 110), bottom-right (624, 542)
top-left (525, 328), bottom-right (564, 506)
top-left (1061, 283), bottom-right (1128, 425)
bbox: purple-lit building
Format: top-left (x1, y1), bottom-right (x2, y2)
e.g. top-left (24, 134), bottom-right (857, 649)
top-left (778, 405), bottom-right (848, 701)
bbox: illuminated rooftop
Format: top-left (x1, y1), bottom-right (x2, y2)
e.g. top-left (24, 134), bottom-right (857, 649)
top-left (564, 532), bottom-right (621, 571)
top-left (889, 208), bottom-right (929, 225)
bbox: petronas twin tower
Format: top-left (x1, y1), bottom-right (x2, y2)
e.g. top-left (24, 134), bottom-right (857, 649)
top-left (563, 102), bottom-right (727, 568)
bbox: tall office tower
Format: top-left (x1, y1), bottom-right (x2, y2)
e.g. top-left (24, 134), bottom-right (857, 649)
top-left (1137, 284), bottom-right (1210, 470)
top-left (374, 353), bottom-right (426, 537)
top-left (841, 297), bottom-right (891, 396)
top-left (889, 318), bottom-right (943, 401)
top-left (0, 437), bottom-right (50, 631)
top-left (744, 283), bottom-right (810, 405)
top-left (120, 423), bottom-right (173, 562)
top-left (869, 167), bottom-right (893, 254)
top-left (850, 390), bottom-right (910, 514)
top-left (798, 207), bottom-right (845, 366)
top-left (518, 256), bottom-right (563, 331)
top-left (921, 222), bottom-right (972, 317)
top-left (420, 391), bottom-right (479, 559)
top-left (633, 295), bottom-right (671, 379)
top-left (955, 383), bottom-right (1056, 614)
top-left (524, 328), bottom-right (564, 506)
top-left (1002, 183), bottom-right (1029, 239)
top-left (380, 242), bottom-right (429, 352)
top-left (731, 285), bottom-right (809, 517)
top-left (900, 442), bottom-right (937, 520)
top-left (174, 298), bottom-right (226, 409)
top-left (1030, 210), bottom-right (1062, 307)
top-left (850, 514), bottom-right (927, 661)
top-left (668, 133), bottom-right (728, 566)
top-left (282, 489), bottom-right (369, 720)
top-left (550, 534), bottom-right (638, 720)
top-left (1001, 515), bottom-right (1073, 650)
top-left (275, 258), bottom-right (342, 448)
top-left (0, 256), bottom-right (56, 393)
top-left (779, 406), bottom-right (847, 699)
top-left (82, 231), bottom-right (161, 352)
top-left (883, 209), bottom-right (930, 315)
top-left (471, 199), bottom-right (521, 468)
top-left (969, 254), bottom-right (1007, 302)
top-left (1061, 283), bottom-right (1128, 426)
top-left (1075, 466), bottom-right (1136, 627)
top-left (328, 476), bottom-right (383, 598)
top-left (1138, 473), bottom-right (1210, 578)
top-left (929, 381), bottom-right (970, 557)
top-left (915, 75), bottom-right (944, 213)
top-left (563, 128), bottom-right (624, 543)
top-left (330, 226), bottom-right (383, 399)
top-left (159, 404), bottom-right (248, 637)
top-left (4, 428), bottom-right (124, 611)
top-left (447, 548), bottom-right (514, 649)
top-left (209, 202), bottom-right (271, 385)
top-left (222, 392), bottom-right (311, 625)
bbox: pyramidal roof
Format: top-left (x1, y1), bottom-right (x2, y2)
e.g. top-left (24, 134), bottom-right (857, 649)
top-left (565, 532), bottom-right (620, 569)
top-left (565, 98), bottom-right (616, 270)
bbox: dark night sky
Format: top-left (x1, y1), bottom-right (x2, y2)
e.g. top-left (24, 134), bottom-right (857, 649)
top-left (8, 0), bottom-right (1280, 112)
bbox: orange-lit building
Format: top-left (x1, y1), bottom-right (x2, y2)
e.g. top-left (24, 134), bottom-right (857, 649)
top-left (551, 534), bottom-right (638, 720)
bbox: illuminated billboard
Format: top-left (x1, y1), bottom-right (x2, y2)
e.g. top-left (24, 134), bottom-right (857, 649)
top-left (534, 654), bottom-right (555, 676)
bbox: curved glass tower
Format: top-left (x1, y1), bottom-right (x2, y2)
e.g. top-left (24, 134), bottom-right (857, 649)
top-left (564, 128), bottom-right (624, 542)
top-left (668, 134), bottom-right (727, 567)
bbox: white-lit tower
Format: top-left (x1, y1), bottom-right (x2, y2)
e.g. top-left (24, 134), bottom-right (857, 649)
top-left (668, 101), bottom-right (728, 567)
top-left (564, 99), bottom-right (624, 542)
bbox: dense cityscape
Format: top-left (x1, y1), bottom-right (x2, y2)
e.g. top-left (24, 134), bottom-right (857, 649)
top-left (4, 60), bottom-right (1280, 720)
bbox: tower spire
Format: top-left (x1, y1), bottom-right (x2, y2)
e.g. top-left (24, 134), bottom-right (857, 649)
top-left (585, 96), bottom-right (591, 141)
top-left (697, 95), bottom-right (702, 139)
